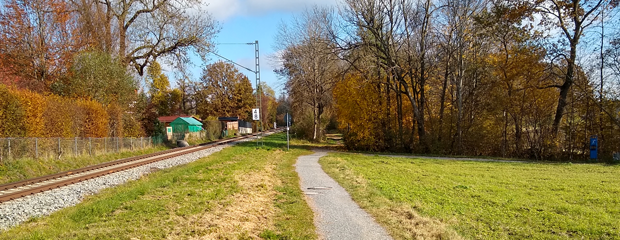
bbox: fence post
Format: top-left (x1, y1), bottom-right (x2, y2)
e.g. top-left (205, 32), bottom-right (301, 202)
top-left (7, 138), bottom-right (10, 160)
top-left (116, 137), bottom-right (118, 152)
top-left (141, 137), bottom-right (143, 149)
top-left (58, 137), bottom-right (61, 158)
top-left (89, 137), bottom-right (92, 156)
top-left (35, 138), bottom-right (38, 159)
top-left (104, 137), bottom-right (107, 153)
top-left (130, 138), bottom-right (133, 150)
top-left (74, 137), bottom-right (78, 156)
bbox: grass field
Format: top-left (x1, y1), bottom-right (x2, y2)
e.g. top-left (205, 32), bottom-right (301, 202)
top-left (0, 146), bottom-right (170, 186)
top-left (320, 153), bottom-right (620, 239)
top-left (0, 133), bottom-right (316, 239)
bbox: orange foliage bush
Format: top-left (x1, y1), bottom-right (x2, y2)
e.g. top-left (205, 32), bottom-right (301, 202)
top-left (0, 87), bottom-right (138, 138)
top-left (0, 85), bottom-right (26, 137)
top-left (14, 89), bottom-right (46, 137)
top-left (43, 95), bottom-right (74, 138)
top-left (76, 99), bottom-right (109, 137)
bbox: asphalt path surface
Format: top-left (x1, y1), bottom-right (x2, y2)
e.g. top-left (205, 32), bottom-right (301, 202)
top-left (295, 150), bottom-right (393, 240)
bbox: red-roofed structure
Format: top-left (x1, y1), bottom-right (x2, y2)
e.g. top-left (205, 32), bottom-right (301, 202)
top-left (158, 115), bottom-right (203, 140)
top-left (157, 115), bottom-right (202, 128)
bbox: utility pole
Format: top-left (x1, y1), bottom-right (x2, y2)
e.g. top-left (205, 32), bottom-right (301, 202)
top-left (254, 40), bottom-right (264, 147)
top-left (211, 41), bottom-right (263, 147)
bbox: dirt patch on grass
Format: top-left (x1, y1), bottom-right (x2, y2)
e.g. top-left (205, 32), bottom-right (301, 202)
top-left (167, 164), bottom-right (280, 239)
top-left (372, 204), bottom-right (461, 240)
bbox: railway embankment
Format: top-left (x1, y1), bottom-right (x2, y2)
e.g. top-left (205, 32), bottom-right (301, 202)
top-left (0, 133), bottom-right (316, 239)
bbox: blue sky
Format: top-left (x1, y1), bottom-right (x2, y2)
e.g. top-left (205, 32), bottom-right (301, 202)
top-left (179, 0), bottom-right (338, 96)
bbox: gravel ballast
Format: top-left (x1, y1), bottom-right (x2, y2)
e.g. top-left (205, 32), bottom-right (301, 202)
top-left (0, 135), bottom-right (263, 231)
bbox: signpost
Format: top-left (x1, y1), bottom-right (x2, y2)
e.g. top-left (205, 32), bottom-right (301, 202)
top-left (252, 108), bottom-right (260, 121)
top-left (253, 108), bottom-right (260, 146)
top-left (285, 113), bottom-right (291, 151)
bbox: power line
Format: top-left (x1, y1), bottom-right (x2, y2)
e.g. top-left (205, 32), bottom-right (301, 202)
top-left (210, 41), bottom-right (264, 147)
top-left (215, 42), bottom-right (256, 45)
top-left (210, 51), bottom-right (255, 73)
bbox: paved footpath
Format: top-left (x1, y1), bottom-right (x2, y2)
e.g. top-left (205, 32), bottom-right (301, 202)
top-left (295, 150), bottom-right (393, 240)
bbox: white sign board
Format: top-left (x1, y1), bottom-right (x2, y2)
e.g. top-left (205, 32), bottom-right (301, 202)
top-left (252, 108), bottom-right (260, 121)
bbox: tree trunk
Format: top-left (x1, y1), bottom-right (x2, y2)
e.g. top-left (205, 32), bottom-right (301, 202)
top-left (552, 41), bottom-right (577, 135)
top-left (456, 54), bottom-right (464, 154)
top-left (397, 80), bottom-right (404, 150)
top-left (418, 55), bottom-right (428, 152)
top-left (405, 90), bottom-right (429, 153)
top-left (104, 2), bottom-right (112, 53)
top-left (118, 14), bottom-right (127, 64)
top-left (438, 57), bottom-right (450, 143)
top-left (313, 93), bottom-right (318, 141)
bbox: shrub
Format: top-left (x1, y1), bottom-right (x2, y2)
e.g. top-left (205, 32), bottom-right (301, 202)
top-left (0, 86), bottom-right (26, 137)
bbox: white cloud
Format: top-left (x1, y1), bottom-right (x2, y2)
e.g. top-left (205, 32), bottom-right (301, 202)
top-left (237, 57), bottom-right (257, 72)
top-left (203, 0), bottom-right (243, 22)
top-left (203, 0), bottom-right (338, 21)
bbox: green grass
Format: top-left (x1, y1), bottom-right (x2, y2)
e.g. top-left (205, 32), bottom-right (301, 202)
top-left (320, 153), bottom-right (620, 239)
top-left (0, 133), bottom-right (316, 239)
top-left (0, 146), bottom-right (170, 185)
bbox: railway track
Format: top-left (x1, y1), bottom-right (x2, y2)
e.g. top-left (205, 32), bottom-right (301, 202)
top-left (0, 130), bottom-right (280, 204)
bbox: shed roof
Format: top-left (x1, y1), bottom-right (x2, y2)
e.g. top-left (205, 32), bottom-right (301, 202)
top-left (218, 116), bottom-right (239, 122)
top-left (158, 115), bottom-right (201, 123)
top-left (171, 117), bottom-right (203, 126)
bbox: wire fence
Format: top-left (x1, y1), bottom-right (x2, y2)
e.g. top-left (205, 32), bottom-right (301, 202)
top-left (0, 136), bottom-right (165, 162)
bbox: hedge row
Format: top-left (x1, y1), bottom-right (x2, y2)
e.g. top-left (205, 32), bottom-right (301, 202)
top-left (0, 85), bottom-right (143, 138)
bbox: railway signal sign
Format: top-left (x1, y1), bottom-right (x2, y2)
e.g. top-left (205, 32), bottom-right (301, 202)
top-left (252, 108), bottom-right (260, 121)
top-left (284, 113), bottom-right (292, 126)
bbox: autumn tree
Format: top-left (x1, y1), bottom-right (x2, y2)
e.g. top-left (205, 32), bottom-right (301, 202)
top-left (275, 93), bottom-right (292, 126)
top-left (63, 51), bottom-right (137, 105)
top-left (258, 82), bottom-right (278, 129)
top-left (0, 0), bottom-right (85, 92)
top-left (276, 7), bottom-right (339, 141)
top-left (336, 0), bottom-right (451, 151)
top-left (147, 61), bottom-right (173, 116)
top-left (97, 0), bottom-right (219, 75)
top-left (196, 61), bottom-right (254, 120)
top-left (176, 76), bottom-right (197, 115)
top-left (534, 0), bottom-right (617, 135)
top-left (71, 0), bottom-right (111, 52)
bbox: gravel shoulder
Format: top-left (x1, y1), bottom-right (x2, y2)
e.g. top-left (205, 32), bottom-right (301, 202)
top-left (0, 137), bottom-right (260, 231)
top-left (295, 149), bottom-right (392, 240)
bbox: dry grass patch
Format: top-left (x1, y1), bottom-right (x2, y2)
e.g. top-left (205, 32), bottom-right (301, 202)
top-left (167, 164), bottom-right (279, 240)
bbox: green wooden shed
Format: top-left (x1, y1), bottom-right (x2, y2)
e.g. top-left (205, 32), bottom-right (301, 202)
top-left (170, 117), bottom-right (204, 134)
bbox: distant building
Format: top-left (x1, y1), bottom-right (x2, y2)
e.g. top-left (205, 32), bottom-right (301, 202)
top-left (158, 115), bottom-right (202, 128)
top-left (158, 115), bottom-right (202, 140)
top-left (217, 117), bottom-right (252, 135)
